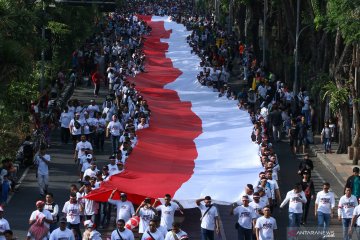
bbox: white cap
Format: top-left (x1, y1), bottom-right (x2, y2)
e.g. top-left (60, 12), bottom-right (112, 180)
top-left (86, 154), bottom-right (93, 159)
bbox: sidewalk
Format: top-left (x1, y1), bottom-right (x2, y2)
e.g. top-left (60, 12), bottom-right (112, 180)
top-left (309, 135), bottom-right (359, 186)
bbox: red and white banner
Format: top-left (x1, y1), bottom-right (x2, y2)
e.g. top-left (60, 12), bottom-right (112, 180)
top-left (86, 16), bottom-right (262, 208)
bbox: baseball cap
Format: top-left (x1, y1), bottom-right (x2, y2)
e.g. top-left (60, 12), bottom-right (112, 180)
top-left (84, 220), bottom-right (94, 228)
top-left (86, 154), bottom-right (93, 159)
top-left (59, 217), bottom-right (67, 223)
top-left (120, 193), bottom-right (127, 197)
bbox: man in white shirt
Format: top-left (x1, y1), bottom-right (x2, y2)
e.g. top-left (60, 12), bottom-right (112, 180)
top-left (74, 135), bottom-right (92, 164)
top-left (87, 100), bottom-right (100, 118)
top-left (28, 201), bottom-right (53, 240)
top-left (83, 161), bottom-right (99, 181)
top-left (0, 206), bottom-right (10, 240)
top-left (255, 206), bottom-right (277, 240)
top-left (279, 183), bottom-right (307, 227)
top-left (141, 219), bottom-right (164, 240)
top-left (69, 113), bottom-right (83, 148)
top-left (49, 217), bottom-right (75, 240)
top-left (349, 201), bottom-right (360, 237)
top-left (108, 155), bottom-right (119, 176)
top-left (230, 195), bottom-right (256, 240)
top-left (108, 191), bottom-right (135, 222)
top-left (315, 182), bottom-right (336, 232)
top-left (59, 106), bottom-right (72, 144)
top-left (164, 222), bottom-right (188, 240)
top-left (338, 187), bottom-right (358, 240)
top-left (196, 196), bottom-right (220, 240)
top-left (154, 194), bottom-right (184, 231)
top-left (135, 198), bottom-right (157, 237)
top-left (110, 219), bottom-right (134, 240)
top-left (34, 146), bottom-right (50, 197)
top-left (249, 192), bottom-right (266, 220)
top-left (106, 115), bottom-right (123, 154)
top-left (62, 192), bottom-right (82, 239)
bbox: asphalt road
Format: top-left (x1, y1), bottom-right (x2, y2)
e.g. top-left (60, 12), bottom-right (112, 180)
top-left (5, 82), bottom-right (345, 240)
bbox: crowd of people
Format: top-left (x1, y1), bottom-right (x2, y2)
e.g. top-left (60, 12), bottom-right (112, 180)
top-left (2, 1), bottom-right (358, 240)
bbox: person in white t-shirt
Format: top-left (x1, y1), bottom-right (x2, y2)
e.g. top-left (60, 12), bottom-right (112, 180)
top-left (106, 115), bottom-right (124, 154)
top-left (87, 100), bottom-right (100, 118)
top-left (154, 194), bottom-right (184, 231)
top-left (83, 161), bottom-right (99, 181)
top-left (110, 219), bottom-right (134, 240)
top-left (349, 202), bottom-right (360, 237)
top-left (196, 196), bottom-right (220, 240)
top-left (279, 183), bottom-right (307, 227)
top-left (0, 207), bottom-right (10, 240)
top-left (141, 219), bottom-right (164, 240)
top-left (69, 113), bottom-right (83, 148)
top-left (135, 198), bottom-right (157, 237)
top-left (49, 217), bottom-right (75, 240)
top-left (107, 155), bottom-right (119, 176)
top-left (249, 192), bottom-right (266, 220)
top-left (27, 201), bottom-right (53, 240)
top-left (34, 146), bottom-right (50, 197)
top-left (164, 222), bottom-right (188, 240)
top-left (74, 135), bottom-right (93, 164)
top-left (315, 182), bottom-right (335, 232)
top-left (62, 192), bottom-right (83, 239)
top-left (80, 182), bottom-right (99, 224)
top-left (230, 195), bottom-right (256, 240)
top-left (137, 117), bottom-right (149, 130)
top-left (59, 106), bottom-right (72, 144)
top-left (338, 187), bottom-right (358, 240)
top-left (108, 191), bottom-right (135, 222)
top-left (255, 206), bottom-right (277, 240)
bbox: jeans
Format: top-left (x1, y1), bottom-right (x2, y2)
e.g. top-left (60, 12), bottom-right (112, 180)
top-left (317, 211), bottom-right (330, 231)
top-left (237, 225), bottom-right (252, 240)
top-left (94, 132), bottom-right (105, 151)
top-left (289, 212), bottom-right (302, 227)
top-left (342, 218), bottom-right (351, 240)
top-left (37, 174), bottom-right (49, 195)
top-left (60, 127), bottom-right (70, 144)
top-left (201, 228), bottom-right (214, 240)
top-left (324, 138), bottom-right (331, 152)
top-left (111, 135), bottom-right (119, 154)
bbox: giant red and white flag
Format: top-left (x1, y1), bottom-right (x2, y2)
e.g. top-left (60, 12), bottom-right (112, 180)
top-left (86, 16), bottom-right (263, 208)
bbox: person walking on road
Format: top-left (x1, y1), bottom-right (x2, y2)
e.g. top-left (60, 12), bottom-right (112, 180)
top-left (59, 106), bottom-right (72, 144)
top-left (0, 206), bottom-right (10, 240)
top-left (49, 217), bottom-right (75, 240)
top-left (34, 145), bottom-right (51, 198)
top-left (110, 219), bottom-right (134, 240)
top-left (338, 187), bottom-right (358, 240)
top-left (62, 192), bottom-right (83, 240)
top-left (44, 192), bottom-right (59, 233)
top-left (141, 219), bottom-right (164, 240)
top-left (230, 195), bottom-right (257, 240)
top-left (279, 183), bottom-right (307, 228)
top-left (27, 200), bottom-right (53, 240)
top-left (255, 206), bottom-right (277, 240)
top-left (315, 182), bottom-right (336, 232)
top-left (164, 222), bottom-right (188, 240)
top-left (108, 191), bottom-right (135, 223)
top-left (154, 194), bottom-right (184, 231)
top-left (196, 196), bottom-right (220, 240)
top-left (300, 170), bottom-right (315, 225)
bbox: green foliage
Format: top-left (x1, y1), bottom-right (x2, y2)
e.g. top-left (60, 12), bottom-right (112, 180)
top-left (322, 81), bottom-right (350, 113)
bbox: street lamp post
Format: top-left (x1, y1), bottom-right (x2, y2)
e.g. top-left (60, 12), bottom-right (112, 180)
top-left (293, 0), bottom-right (300, 95)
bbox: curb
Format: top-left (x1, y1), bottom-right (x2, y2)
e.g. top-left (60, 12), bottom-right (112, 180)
top-left (308, 144), bottom-right (345, 187)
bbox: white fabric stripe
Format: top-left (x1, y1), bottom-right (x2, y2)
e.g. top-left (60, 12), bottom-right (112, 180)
top-left (152, 16), bottom-right (263, 208)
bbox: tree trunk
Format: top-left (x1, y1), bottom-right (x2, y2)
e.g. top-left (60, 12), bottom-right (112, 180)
top-left (337, 104), bottom-right (352, 153)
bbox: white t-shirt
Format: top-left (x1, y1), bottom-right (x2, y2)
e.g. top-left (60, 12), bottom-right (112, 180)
top-left (108, 163), bottom-right (119, 176)
top-left (249, 201), bottom-right (266, 219)
top-left (59, 112), bottom-right (72, 128)
top-left (81, 192), bottom-right (99, 215)
top-left (137, 123), bottom-right (149, 130)
top-left (75, 141), bottom-right (92, 159)
top-left (352, 205), bottom-right (360, 225)
top-left (81, 161), bottom-right (91, 173)
top-left (29, 209), bottom-right (53, 229)
top-left (164, 230), bottom-right (188, 240)
top-left (141, 229), bottom-right (164, 240)
top-left (255, 216), bottom-right (277, 240)
top-left (156, 203), bottom-right (179, 230)
top-left (233, 205), bottom-right (257, 229)
top-left (338, 195), bottom-right (358, 219)
top-left (35, 154), bottom-right (50, 175)
top-left (0, 218), bottom-right (10, 240)
top-left (198, 204), bottom-right (218, 231)
top-left (138, 207), bottom-right (156, 233)
top-left (315, 190), bottom-right (336, 214)
top-left (69, 119), bottom-right (83, 135)
top-left (83, 168), bottom-right (99, 180)
top-left (108, 200), bottom-right (135, 222)
top-left (62, 201), bottom-right (81, 224)
top-left (49, 227), bottom-right (75, 240)
top-left (280, 190), bottom-right (307, 213)
top-left (110, 228), bottom-right (134, 240)
top-left (107, 121), bottom-right (123, 136)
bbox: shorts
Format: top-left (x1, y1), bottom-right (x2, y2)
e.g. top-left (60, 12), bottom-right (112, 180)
top-left (72, 134), bottom-right (81, 142)
top-left (297, 137), bottom-right (307, 146)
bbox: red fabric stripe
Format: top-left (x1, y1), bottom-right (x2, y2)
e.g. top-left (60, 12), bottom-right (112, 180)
top-left (86, 18), bottom-right (202, 204)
